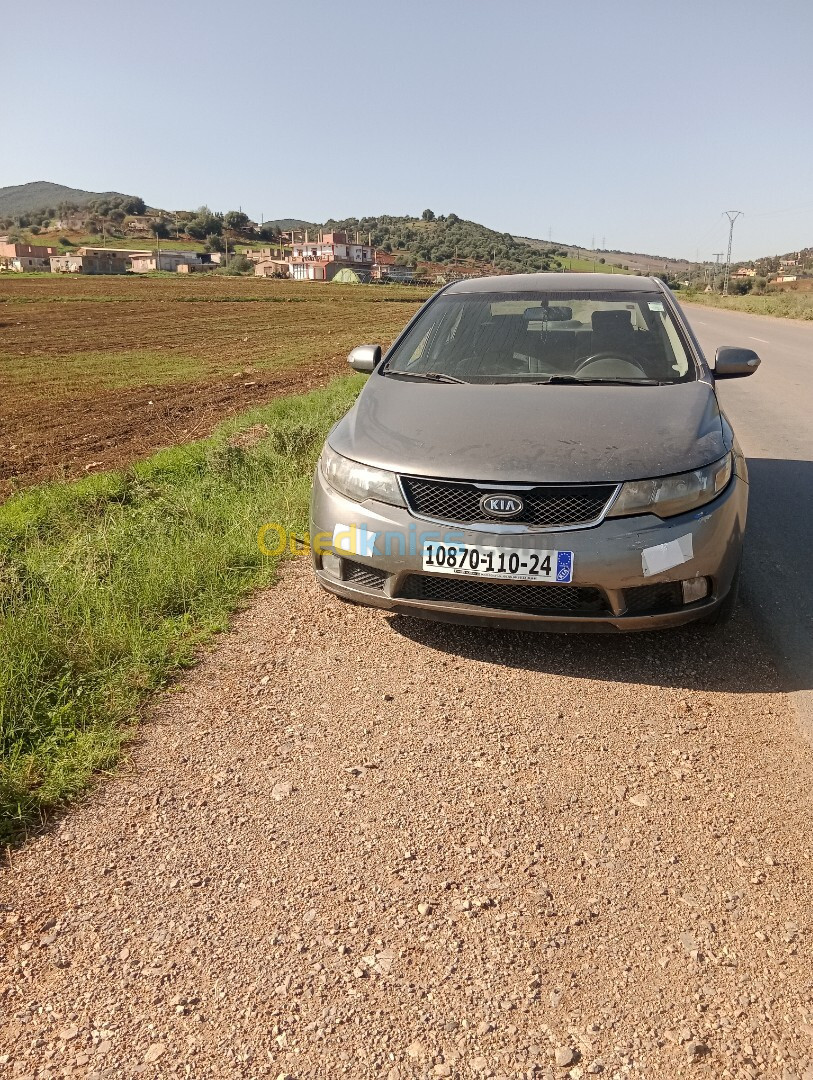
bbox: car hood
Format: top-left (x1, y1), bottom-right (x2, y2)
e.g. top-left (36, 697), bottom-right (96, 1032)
top-left (329, 376), bottom-right (727, 484)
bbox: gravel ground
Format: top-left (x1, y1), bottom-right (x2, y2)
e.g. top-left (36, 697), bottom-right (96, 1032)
top-left (2, 558), bottom-right (813, 1080)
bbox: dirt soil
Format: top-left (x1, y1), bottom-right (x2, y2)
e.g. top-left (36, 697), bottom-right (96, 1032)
top-left (0, 360), bottom-right (344, 496)
top-left (0, 275), bottom-right (429, 497)
top-left (2, 560), bottom-right (813, 1079)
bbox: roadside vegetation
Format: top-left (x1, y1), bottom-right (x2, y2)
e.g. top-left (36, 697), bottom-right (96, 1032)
top-left (0, 375), bottom-right (365, 840)
top-left (680, 287), bottom-right (813, 320)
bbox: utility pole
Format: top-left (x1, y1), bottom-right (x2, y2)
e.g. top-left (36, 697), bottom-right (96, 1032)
top-left (722, 210), bottom-right (743, 295)
top-left (712, 252), bottom-right (724, 292)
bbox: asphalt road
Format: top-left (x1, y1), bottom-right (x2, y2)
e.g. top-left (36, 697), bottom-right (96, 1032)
top-left (683, 302), bottom-right (813, 735)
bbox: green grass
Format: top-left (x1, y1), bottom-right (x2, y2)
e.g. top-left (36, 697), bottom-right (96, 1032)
top-left (0, 375), bottom-right (365, 841)
top-left (558, 256), bottom-right (631, 274)
top-left (21, 229), bottom-right (292, 255)
top-left (2, 348), bottom-right (208, 389)
top-left (680, 288), bottom-right (813, 321)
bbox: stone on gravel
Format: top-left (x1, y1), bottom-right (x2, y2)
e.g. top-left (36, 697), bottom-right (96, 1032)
top-left (686, 1041), bottom-right (709, 1063)
top-left (144, 1043), bottom-right (166, 1063)
top-left (555, 1046), bottom-right (575, 1067)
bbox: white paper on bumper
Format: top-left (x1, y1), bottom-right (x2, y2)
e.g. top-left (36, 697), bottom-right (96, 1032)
top-left (332, 522), bottom-right (377, 558)
top-left (641, 533), bottom-right (694, 577)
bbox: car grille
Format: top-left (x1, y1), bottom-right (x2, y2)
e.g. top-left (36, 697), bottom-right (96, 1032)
top-left (343, 559), bottom-right (387, 590)
top-left (400, 476), bottom-right (617, 528)
top-left (622, 581), bottom-right (683, 615)
top-left (400, 575), bottom-right (607, 615)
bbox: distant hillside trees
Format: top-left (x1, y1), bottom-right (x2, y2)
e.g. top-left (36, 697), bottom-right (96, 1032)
top-left (186, 207), bottom-right (223, 240)
top-left (321, 213), bottom-right (557, 273)
top-left (224, 210), bottom-right (250, 231)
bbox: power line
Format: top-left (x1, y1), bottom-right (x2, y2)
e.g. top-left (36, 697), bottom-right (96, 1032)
top-left (722, 211), bottom-right (743, 295)
top-left (712, 253), bottom-right (724, 292)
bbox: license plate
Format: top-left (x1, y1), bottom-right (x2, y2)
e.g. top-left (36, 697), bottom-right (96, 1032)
top-left (422, 542), bottom-right (574, 583)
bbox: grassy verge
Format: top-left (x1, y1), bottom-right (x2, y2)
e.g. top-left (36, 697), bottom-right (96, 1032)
top-left (559, 257), bottom-right (631, 274)
top-left (0, 375), bottom-right (365, 841)
top-left (680, 289), bottom-right (813, 320)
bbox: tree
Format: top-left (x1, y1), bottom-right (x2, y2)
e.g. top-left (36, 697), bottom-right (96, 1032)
top-left (447, 213), bottom-right (460, 225)
top-left (152, 221), bottom-right (170, 239)
top-left (187, 211), bottom-right (222, 239)
top-left (224, 210), bottom-right (250, 232)
top-left (204, 233), bottom-right (225, 253)
top-left (421, 209), bottom-right (435, 221)
top-left (258, 223), bottom-right (278, 242)
top-left (222, 253), bottom-right (253, 275)
top-left (121, 197), bottom-right (146, 215)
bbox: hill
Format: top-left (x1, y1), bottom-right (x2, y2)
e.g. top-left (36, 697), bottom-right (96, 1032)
top-left (322, 213), bottom-right (557, 274)
top-left (263, 218), bottom-right (316, 232)
top-left (517, 235), bottom-right (693, 276)
top-left (0, 181), bottom-right (140, 218)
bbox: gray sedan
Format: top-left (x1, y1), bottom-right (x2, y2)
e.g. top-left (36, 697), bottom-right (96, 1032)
top-left (310, 273), bottom-right (760, 631)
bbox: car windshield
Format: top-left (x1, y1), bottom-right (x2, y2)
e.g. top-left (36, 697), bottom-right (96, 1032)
top-left (383, 290), bottom-right (696, 384)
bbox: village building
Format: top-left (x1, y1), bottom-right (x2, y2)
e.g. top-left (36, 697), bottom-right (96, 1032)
top-left (129, 250), bottom-right (208, 272)
top-left (0, 241), bottom-right (58, 272)
top-left (288, 231), bottom-right (375, 281)
top-left (50, 247), bottom-right (135, 274)
top-left (126, 216), bottom-right (153, 234)
top-left (254, 258), bottom-right (291, 278)
top-left (372, 261), bottom-right (414, 283)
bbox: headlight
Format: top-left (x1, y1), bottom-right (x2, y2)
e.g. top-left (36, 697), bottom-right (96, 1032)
top-left (320, 444), bottom-right (405, 507)
top-left (606, 453), bottom-right (732, 519)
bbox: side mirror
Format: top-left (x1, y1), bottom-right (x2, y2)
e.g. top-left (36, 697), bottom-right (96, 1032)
top-left (347, 344), bottom-right (382, 373)
top-left (714, 346), bottom-right (761, 378)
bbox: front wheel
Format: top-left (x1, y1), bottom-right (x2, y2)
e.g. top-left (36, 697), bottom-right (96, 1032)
top-left (699, 561), bottom-right (741, 627)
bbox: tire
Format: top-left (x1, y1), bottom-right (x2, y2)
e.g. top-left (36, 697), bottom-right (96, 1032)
top-left (699, 562), bottom-right (741, 627)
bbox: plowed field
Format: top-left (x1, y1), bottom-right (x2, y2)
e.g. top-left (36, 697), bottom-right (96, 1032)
top-left (0, 275), bottom-right (430, 495)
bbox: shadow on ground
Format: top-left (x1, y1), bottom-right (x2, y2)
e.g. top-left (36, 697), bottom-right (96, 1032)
top-left (386, 605), bottom-right (777, 695)
top-left (388, 458), bottom-right (813, 697)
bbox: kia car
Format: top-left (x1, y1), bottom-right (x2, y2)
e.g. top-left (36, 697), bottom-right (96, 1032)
top-left (310, 274), bottom-right (760, 631)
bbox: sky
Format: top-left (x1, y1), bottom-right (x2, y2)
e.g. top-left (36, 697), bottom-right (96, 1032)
top-left (4, 0), bottom-right (813, 260)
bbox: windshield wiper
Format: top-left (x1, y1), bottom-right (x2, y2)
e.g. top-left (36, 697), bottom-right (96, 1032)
top-left (385, 368), bottom-right (465, 384)
top-left (535, 375), bottom-right (666, 386)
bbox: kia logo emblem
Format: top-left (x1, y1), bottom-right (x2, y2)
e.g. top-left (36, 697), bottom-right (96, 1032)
top-left (480, 493), bottom-right (524, 518)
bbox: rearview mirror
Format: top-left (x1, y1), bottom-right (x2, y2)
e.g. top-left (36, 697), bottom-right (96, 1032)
top-left (347, 344), bottom-right (382, 373)
top-left (714, 346), bottom-right (761, 379)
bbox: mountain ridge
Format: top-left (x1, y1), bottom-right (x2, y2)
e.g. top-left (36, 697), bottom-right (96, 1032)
top-left (0, 181), bottom-right (139, 217)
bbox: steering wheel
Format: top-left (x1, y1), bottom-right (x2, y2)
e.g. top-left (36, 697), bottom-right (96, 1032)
top-left (573, 351), bottom-right (648, 377)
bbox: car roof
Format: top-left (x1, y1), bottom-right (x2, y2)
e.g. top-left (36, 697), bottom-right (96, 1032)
top-left (445, 272), bottom-right (663, 294)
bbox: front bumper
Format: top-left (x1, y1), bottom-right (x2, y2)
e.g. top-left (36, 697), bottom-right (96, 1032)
top-left (309, 467), bottom-right (747, 633)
